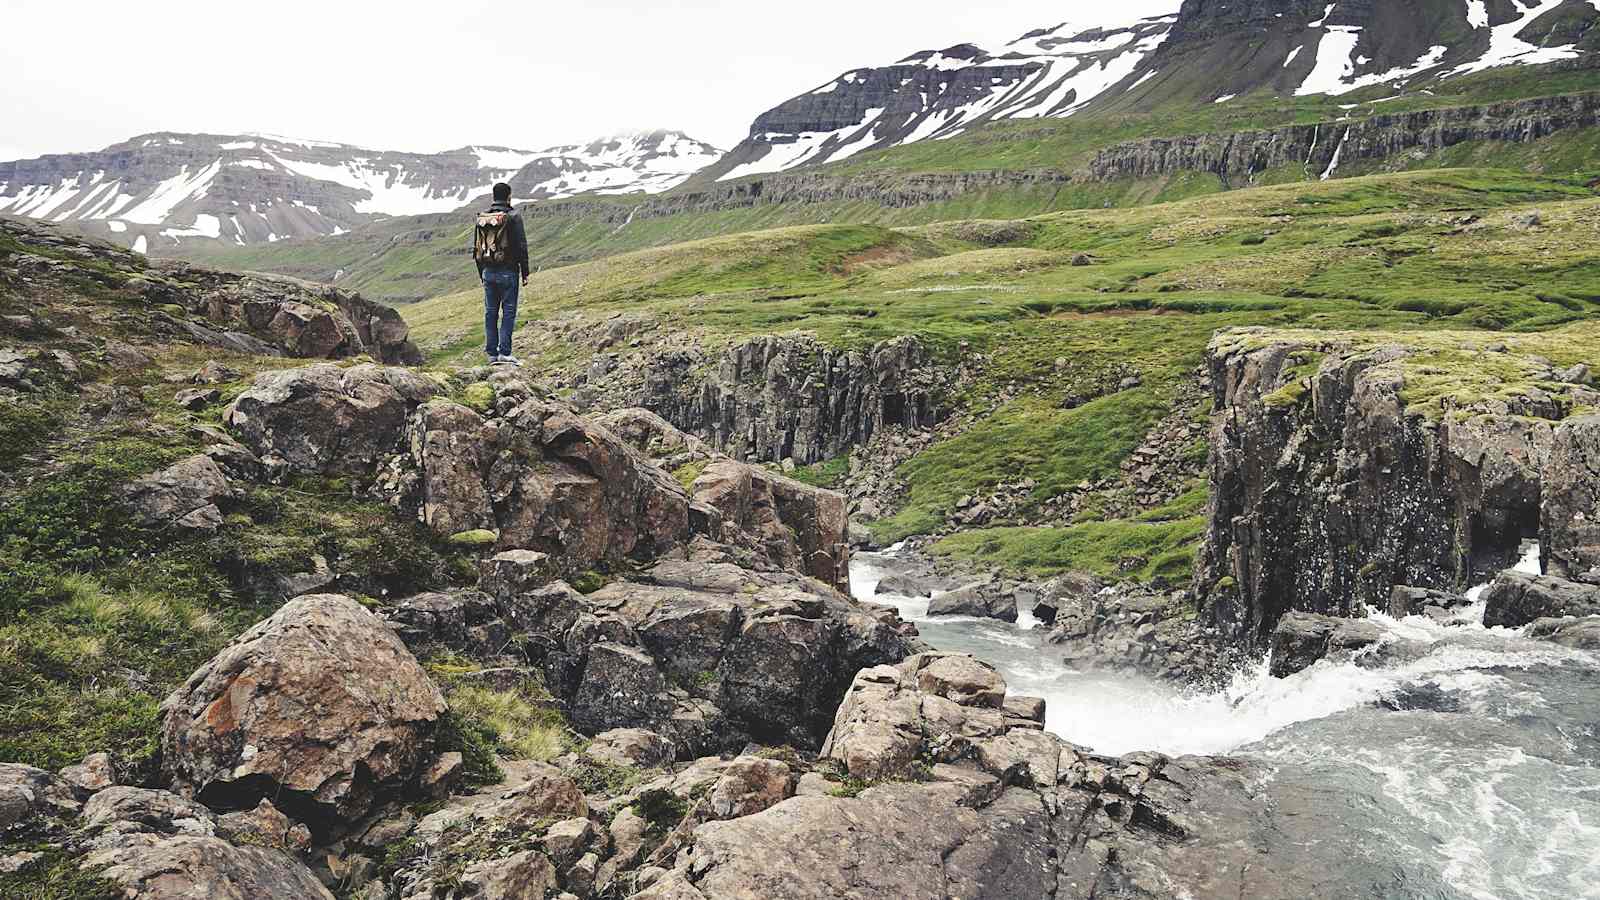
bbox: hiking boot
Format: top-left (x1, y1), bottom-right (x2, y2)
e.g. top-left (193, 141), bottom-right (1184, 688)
top-left (486, 353), bottom-right (500, 365)
top-left (496, 354), bottom-right (522, 368)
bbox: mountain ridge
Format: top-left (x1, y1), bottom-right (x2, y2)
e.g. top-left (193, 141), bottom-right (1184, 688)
top-left (0, 128), bottom-right (722, 253)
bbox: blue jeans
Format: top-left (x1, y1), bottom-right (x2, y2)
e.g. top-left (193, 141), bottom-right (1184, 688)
top-left (482, 268), bottom-right (519, 357)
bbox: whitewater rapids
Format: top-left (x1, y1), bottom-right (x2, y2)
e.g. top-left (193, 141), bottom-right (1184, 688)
top-left (849, 544), bottom-right (1600, 900)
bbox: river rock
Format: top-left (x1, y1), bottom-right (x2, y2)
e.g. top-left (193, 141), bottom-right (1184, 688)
top-left (1544, 415), bottom-right (1600, 584)
top-left (160, 594), bottom-right (447, 836)
top-left (926, 581), bottom-right (1018, 621)
top-left (874, 572), bottom-right (945, 598)
top-left (1268, 611), bottom-right (1382, 678)
top-left (1523, 616), bottom-right (1600, 649)
top-left (1387, 585), bottom-right (1473, 621)
top-left (1482, 571), bottom-right (1600, 628)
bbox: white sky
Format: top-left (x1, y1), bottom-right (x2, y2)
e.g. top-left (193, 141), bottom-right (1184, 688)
top-left (0, 0), bottom-right (1180, 161)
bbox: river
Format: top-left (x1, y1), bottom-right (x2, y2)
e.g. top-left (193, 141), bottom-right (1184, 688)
top-left (848, 544), bottom-right (1600, 900)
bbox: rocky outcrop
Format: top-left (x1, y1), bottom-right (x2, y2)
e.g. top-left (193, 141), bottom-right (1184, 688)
top-left (1482, 571), bottom-right (1600, 628)
top-left (1087, 92), bottom-right (1600, 187)
top-left (1543, 415), bottom-right (1600, 584)
top-left (1267, 611), bottom-right (1383, 678)
top-left (224, 363), bottom-right (439, 478)
top-left (78, 786), bottom-right (334, 900)
top-left (0, 217), bottom-right (422, 364)
top-left (647, 653), bottom-right (1417, 899)
top-left (160, 594), bottom-right (447, 837)
top-left (628, 334), bottom-right (946, 466)
top-left (690, 459), bottom-right (849, 590)
top-left (1196, 330), bottom-right (1598, 646)
top-left (1387, 584), bottom-right (1474, 622)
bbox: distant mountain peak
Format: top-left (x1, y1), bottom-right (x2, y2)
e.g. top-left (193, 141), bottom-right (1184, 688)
top-left (0, 128), bottom-right (722, 253)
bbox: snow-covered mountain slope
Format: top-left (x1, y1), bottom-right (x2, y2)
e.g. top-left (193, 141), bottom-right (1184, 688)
top-left (698, 0), bottom-right (1600, 182)
top-left (0, 130), bottom-right (721, 253)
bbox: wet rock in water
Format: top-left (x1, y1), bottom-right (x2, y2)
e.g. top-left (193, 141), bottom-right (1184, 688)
top-left (672, 650), bottom-right (1406, 900)
top-left (160, 594), bottom-right (447, 837)
top-left (1377, 682), bottom-right (1462, 713)
top-left (1030, 571), bottom-right (1106, 625)
top-left (926, 580), bottom-right (1018, 622)
top-left (1268, 611), bottom-right (1382, 678)
top-left (1482, 572), bottom-right (1600, 628)
top-left (1523, 615), bottom-right (1600, 649)
top-left (1387, 585), bottom-right (1473, 621)
top-left (874, 572), bottom-right (945, 599)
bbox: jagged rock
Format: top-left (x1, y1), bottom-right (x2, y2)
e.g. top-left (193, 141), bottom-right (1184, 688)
top-left (399, 396), bottom-right (694, 574)
top-left (1543, 415), bottom-right (1600, 584)
top-left (597, 407), bottom-right (715, 462)
top-left (690, 459), bottom-right (850, 591)
top-left (478, 550), bottom-right (555, 598)
top-left (1482, 572), bottom-right (1600, 628)
top-left (541, 817), bottom-right (596, 867)
top-left (80, 787), bottom-right (217, 844)
top-left (217, 799), bottom-right (313, 852)
top-left (707, 756), bottom-right (794, 820)
top-left (926, 581), bottom-right (1018, 622)
top-left (159, 594), bottom-right (447, 837)
top-left (1268, 612), bottom-right (1382, 678)
top-left (119, 454), bottom-right (233, 532)
top-left (58, 752), bottom-right (116, 794)
top-left (176, 387), bottom-right (222, 410)
top-left (1523, 616), bottom-right (1600, 649)
top-left (1030, 572), bottom-right (1105, 625)
top-left (199, 273), bottom-right (423, 365)
top-left (0, 764), bottom-right (81, 831)
top-left (224, 363), bottom-right (438, 478)
top-left (585, 728), bottom-right (677, 769)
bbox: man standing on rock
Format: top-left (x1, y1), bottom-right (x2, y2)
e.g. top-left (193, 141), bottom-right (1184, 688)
top-left (473, 182), bottom-right (530, 366)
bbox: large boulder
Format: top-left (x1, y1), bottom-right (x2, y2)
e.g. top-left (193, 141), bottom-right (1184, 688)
top-left (1543, 415), bottom-right (1600, 584)
top-left (926, 580), bottom-right (1018, 622)
top-left (1524, 616), bottom-right (1600, 649)
top-left (224, 363), bottom-right (437, 478)
top-left (160, 594), bottom-right (446, 836)
top-left (1268, 611), bottom-right (1383, 678)
top-left (1483, 571), bottom-right (1600, 628)
top-left (400, 397), bottom-right (694, 573)
top-left (690, 459), bottom-right (851, 592)
top-left (199, 273), bottom-right (422, 365)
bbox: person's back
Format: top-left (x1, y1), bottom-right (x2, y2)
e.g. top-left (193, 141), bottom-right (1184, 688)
top-left (472, 182), bottom-right (530, 366)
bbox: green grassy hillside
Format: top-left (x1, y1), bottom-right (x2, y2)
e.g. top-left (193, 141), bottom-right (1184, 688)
top-left (403, 169), bottom-right (1600, 578)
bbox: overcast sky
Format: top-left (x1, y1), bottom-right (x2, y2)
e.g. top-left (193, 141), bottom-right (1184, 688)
top-left (1, 0), bottom-right (1181, 162)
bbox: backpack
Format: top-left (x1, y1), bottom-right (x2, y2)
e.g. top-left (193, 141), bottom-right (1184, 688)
top-left (474, 211), bottom-right (514, 267)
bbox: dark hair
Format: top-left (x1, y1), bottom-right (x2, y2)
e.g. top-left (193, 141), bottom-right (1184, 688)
top-left (492, 182), bottom-right (512, 202)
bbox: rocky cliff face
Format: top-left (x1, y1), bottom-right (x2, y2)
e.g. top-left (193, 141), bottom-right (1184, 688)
top-left (1088, 90), bottom-right (1600, 185)
top-left (0, 130), bottom-right (721, 253)
top-left (1196, 327), bottom-right (1599, 646)
top-left (596, 334), bottom-right (948, 467)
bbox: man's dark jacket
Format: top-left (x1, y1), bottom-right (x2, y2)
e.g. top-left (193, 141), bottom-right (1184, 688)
top-left (475, 200), bottom-right (530, 279)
